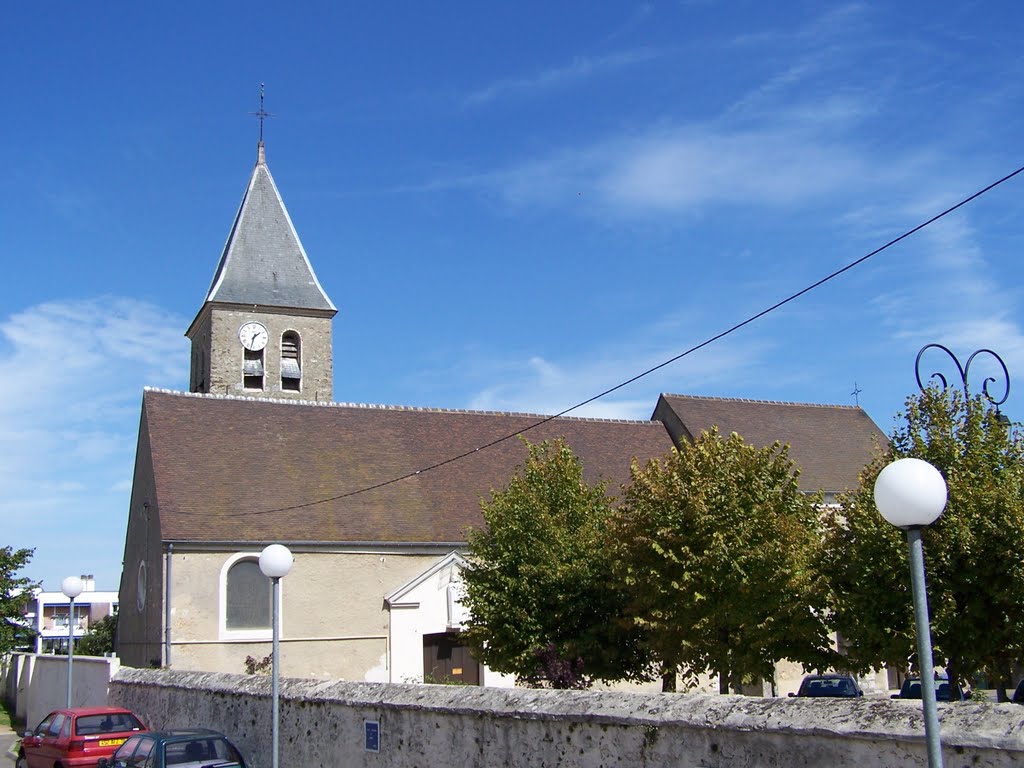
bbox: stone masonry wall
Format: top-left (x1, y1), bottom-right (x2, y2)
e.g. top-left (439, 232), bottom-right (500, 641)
top-left (205, 308), bottom-right (333, 401)
top-left (109, 668), bottom-right (1024, 768)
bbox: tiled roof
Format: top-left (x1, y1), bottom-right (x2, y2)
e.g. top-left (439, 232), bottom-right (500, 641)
top-left (202, 156), bottom-right (336, 313)
top-left (143, 390), bottom-right (675, 544)
top-left (653, 394), bottom-right (887, 494)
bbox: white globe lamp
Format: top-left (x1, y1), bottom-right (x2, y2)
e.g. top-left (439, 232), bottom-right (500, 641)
top-left (874, 458), bottom-right (948, 528)
top-left (61, 576), bottom-right (84, 599)
top-left (260, 544), bottom-right (293, 579)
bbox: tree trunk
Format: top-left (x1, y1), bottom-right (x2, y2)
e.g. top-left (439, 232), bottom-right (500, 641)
top-left (661, 664), bottom-right (676, 692)
top-left (946, 660), bottom-right (960, 699)
top-left (996, 660), bottom-right (1011, 702)
top-left (719, 670), bottom-right (730, 695)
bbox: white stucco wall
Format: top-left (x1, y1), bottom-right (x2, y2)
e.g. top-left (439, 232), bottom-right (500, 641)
top-left (386, 552), bottom-right (514, 687)
top-left (9, 653), bottom-right (120, 731)
top-left (159, 549), bottom-right (445, 681)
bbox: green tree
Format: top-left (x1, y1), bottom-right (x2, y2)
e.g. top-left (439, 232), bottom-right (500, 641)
top-left (0, 547), bottom-right (39, 655)
top-left (822, 388), bottom-right (1024, 698)
top-left (461, 439), bottom-right (648, 687)
top-left (610, 429), bottom-right (835, 693)
top-left (76, 614), bottom-right (117, 657)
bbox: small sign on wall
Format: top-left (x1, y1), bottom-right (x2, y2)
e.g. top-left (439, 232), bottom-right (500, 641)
top-left (365, 720), bottom-right (380, 753)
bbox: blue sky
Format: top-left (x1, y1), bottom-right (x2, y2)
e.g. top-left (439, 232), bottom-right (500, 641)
top-left (3, 2), bottom-right (1023, 591)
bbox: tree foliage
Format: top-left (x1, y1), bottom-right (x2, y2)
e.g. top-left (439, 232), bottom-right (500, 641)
top-left (76, 614), bottom-right (118, 657)
top-left (609, 429), bottom-right (834, 693)
top-left (823, 388), bottom-right (1024, 695)
top-left (0, 546), bottom-right (39, 656)
top-left (460, 439), bottom-right (647, 687)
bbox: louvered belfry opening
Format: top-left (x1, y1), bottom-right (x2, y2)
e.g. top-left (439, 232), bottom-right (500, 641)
top-left (281, 331), bottom-right (301, 391)
top-left (243, 348), bottom-right (264, 390)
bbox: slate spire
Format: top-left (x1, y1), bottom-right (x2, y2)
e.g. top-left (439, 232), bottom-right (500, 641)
top-left (201, 144), bottom-right (336, 313)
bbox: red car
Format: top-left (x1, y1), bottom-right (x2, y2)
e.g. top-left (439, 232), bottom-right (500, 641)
top-left (17, 706), bottom-right (147, 768)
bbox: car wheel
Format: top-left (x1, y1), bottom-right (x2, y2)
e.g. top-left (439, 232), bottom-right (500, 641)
top-left (15, 753), bottom-right (27, 768)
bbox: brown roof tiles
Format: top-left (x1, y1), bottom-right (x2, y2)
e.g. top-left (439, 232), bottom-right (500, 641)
top-left (652, 393), bottom-right (887, 494)
top-left (143, 390), bottom-right (675, 544)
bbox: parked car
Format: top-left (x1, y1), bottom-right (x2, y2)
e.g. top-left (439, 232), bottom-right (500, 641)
top-left (98, 729), bottom-right (247, 768)
top-left (891, 676), bottom-right (966, 702)
top-left (17, 706), bottom-right (147, 768)
top-left (788, 673), bottom-right (864, 698)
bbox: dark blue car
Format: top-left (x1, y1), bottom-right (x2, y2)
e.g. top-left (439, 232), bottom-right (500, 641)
top-left (891, 676), bottom-right (966, 702)
top-left (97, 729), bottom-right (246, 768)
top-left (789, 673), bottom-right (864, 698)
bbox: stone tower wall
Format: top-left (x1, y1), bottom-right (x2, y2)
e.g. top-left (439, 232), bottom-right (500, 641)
top-left (203, 307), bottom-right (333, 401)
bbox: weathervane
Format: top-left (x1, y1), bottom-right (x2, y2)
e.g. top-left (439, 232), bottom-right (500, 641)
top-left (914, 343), bottom-right (1010, 418)
top-left (251, 82), bottom-right (273, 144)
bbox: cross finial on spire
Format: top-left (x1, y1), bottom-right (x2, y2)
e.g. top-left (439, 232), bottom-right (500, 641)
top-left (251, 82), bottom-right (273, 164)
top-left (850, 381), bottom-right (863, 407)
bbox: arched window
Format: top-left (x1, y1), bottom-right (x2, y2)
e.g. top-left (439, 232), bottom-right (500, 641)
top-left (225, 559), bottom-right (271, 630)
top-left (281, 331), bottom-right (301, 391)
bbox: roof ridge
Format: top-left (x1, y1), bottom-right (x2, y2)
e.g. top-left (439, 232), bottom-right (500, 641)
top-left (661, 393), bottom-right (863, 410)
top-left (143, 388), bottom-right (663, 426)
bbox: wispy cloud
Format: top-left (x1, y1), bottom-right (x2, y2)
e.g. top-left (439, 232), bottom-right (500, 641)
top-left (0, 298), bottom-right (188, 589)
top-left (598, 128), bottom-right (866, 211)
top-left (729, 3), bottom-right (868, 50)
top-left (866, 197), bottom-right (1024, 389)
top-left (452, 312), bottom-right (765, 420)
top-left (421, 118), bottom-right (872, 216)
top-left (464, 48), bottom-right (663, 107)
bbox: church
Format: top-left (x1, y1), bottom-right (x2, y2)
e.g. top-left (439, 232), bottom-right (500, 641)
top-left (115, 139), bottom-right (886, 687)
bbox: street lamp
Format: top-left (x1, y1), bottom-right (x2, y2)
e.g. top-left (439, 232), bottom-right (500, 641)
top-left (61, 576), bottom-right (84, 708)
top-left (259, 545), bottom-right (292, 768)
top-left (874, 458), bottom-right (948, 768)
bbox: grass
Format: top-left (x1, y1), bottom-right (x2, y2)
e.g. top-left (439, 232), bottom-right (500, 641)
top-left (0, 698), bottom-right (21, 731)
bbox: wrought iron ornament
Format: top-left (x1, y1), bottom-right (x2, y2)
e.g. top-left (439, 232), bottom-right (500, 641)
top-left (251, 82), bottom-right (273, 143)
top-left (914, 343), bottom-right (1010, 408)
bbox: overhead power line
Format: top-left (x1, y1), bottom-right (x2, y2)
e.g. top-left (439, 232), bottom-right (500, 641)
top-left (218, 163), bottom-right (1024, 518)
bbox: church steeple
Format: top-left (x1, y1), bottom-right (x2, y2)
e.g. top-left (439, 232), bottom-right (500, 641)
top-left (200, 153), bottom-right (335, 313)
top-left (185, 124), bottom-right (337, 402)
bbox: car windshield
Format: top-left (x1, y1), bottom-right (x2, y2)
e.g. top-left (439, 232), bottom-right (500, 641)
top-left (164, 736), bottom-right (243, 767)
top-left (902, 680), bottom-right (956, 700)
top-left (802, 678), bottom-right (855, 696)
top-left (76, 713), bottom-right (145, 735)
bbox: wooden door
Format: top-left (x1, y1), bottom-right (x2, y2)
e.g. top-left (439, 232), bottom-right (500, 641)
top-left (423, 632), bottom-right (480, 685)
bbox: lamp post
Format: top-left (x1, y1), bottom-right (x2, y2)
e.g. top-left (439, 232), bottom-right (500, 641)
top-left (259, 545), bottom-right (292, 768)
top-left (61, 576), bottom-right (84, 708)
top-left (874, 458), bottom-right (948, 768)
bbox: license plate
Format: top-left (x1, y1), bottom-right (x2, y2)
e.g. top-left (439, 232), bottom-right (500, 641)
top-left (98, 738), bottom-right (126, 747)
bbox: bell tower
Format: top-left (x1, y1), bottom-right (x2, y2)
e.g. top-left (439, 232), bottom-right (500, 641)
top-left (185, 139), bottom-right (337, 401)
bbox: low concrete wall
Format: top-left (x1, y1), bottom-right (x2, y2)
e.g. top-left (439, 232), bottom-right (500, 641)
top-left (109, 668), bottom-right (1024, 768)
top-left (5, 653), bottom-right (120, 730)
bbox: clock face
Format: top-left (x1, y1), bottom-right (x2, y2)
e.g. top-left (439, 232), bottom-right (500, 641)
top-left (239, 321), bottom-right (269, 351)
